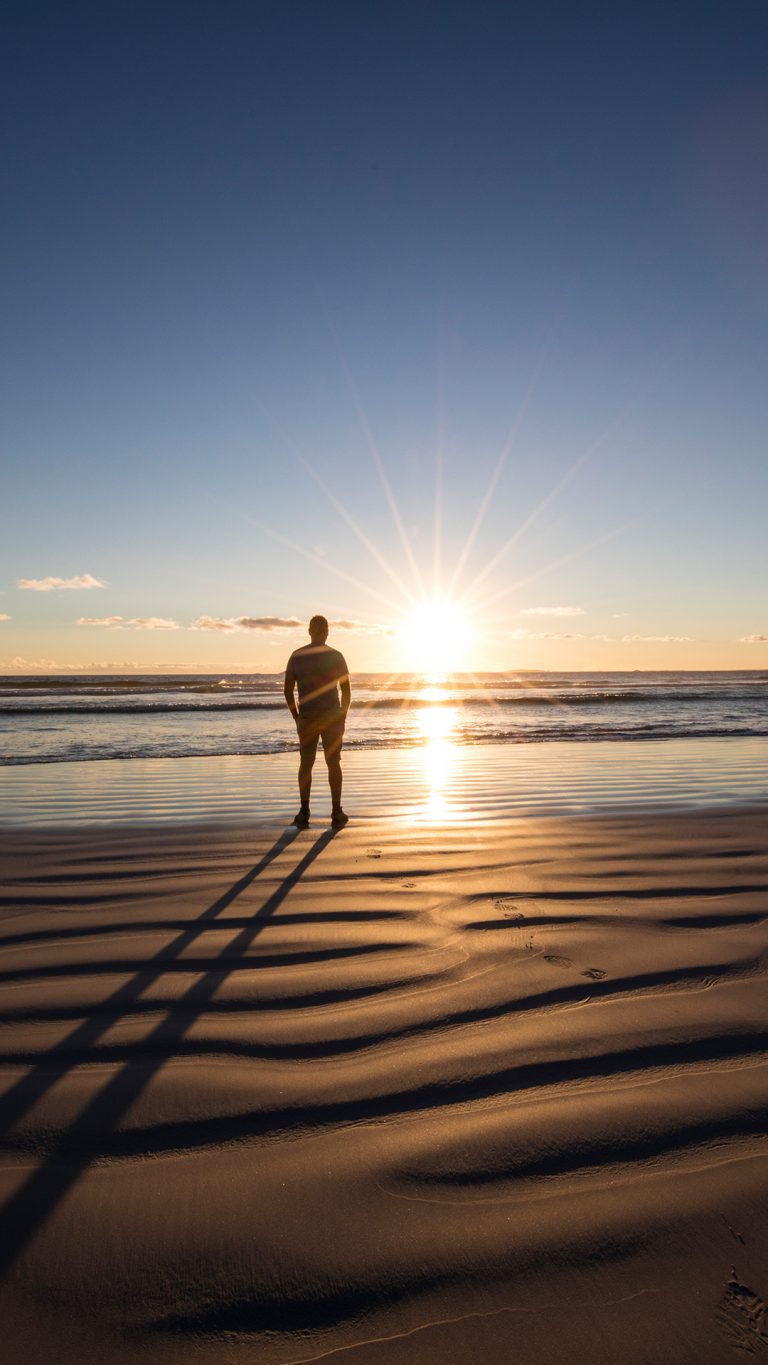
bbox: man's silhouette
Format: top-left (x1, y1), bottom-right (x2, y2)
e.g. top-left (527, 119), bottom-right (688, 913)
top-left (284, 615), bottom-right (351, 828)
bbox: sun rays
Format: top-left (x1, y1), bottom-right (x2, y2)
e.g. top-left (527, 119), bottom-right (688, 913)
top-left (222, 321), bottom-right (655, 689)
top-left (260, 380), bottom-right (630, 675)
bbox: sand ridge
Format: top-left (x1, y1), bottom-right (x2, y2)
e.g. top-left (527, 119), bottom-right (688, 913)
top-left (1, 810), bottom-right (767, 1362)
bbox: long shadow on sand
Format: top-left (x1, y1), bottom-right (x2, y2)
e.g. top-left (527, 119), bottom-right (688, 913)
top-left (0, 825), bottom-right (336, 1276)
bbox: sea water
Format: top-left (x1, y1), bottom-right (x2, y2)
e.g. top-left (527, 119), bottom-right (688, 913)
top-left (1, 671), bottom-right (766, 766)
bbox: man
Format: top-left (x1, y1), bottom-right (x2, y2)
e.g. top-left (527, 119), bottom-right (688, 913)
top-left (284, 615), bottom-right (351, 829)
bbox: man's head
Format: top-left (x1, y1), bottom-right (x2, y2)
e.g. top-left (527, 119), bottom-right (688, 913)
top-left (308, 614), bottom-right (329, 644)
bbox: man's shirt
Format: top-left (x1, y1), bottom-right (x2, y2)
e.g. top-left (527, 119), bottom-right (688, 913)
top-left (285, 644), bottom-right (349, 719)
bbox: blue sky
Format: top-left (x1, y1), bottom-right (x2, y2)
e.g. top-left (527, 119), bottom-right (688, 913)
top-left (1, 0), bottom-right (766, 671)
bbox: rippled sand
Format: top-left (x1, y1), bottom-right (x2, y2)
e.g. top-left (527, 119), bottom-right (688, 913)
top-left (1, 809), bottom-right (768, 1362)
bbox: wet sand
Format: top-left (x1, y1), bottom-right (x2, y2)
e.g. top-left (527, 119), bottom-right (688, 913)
top-left (1, 808), bottom-right (767, 1362)
top-left (2, 736), bottom-right (768, 826)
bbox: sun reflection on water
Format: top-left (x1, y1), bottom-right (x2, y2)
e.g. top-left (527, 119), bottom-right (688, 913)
top-left (417, 689), bottom-right (463, 821)
top-left (419, 685), bottom-right (450, 703)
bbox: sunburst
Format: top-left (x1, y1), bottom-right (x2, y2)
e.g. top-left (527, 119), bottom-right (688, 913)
top-left (210, 317), bottom-right (654, 677)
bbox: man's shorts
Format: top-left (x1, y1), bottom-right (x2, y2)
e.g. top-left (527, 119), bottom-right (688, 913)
top-left (296, 710), bottom-right (345, 762)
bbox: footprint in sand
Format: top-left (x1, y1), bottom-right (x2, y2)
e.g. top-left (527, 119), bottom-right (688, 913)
top-left (720, 1213), bottom-right (746, 1247)
top-left (495, 899), bottom-right (523, 920)
top-left (366, 848), bottom-right (382, 859)
top-left (544, 953), bottom-right (573, 968)
top-left (716, 1269), bottom-right (768, 1354)
top-left (581, 967), bottom-right (607, 980)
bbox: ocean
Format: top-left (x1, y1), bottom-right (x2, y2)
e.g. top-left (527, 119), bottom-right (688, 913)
top-left (2, 671), bottom-right (767, 765)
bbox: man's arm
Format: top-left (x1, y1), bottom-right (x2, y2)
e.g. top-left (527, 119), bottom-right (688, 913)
top-left (283, 660), bottom-right (299, 721)
top-left (338, 655), bottom-right (351, 717)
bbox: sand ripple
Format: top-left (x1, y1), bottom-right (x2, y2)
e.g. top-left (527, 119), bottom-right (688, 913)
top-left (1, 811), bottom-right (768, 1363)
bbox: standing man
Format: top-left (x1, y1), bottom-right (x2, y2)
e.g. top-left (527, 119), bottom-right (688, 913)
top-left (284, 615), bottom-right (351, 829)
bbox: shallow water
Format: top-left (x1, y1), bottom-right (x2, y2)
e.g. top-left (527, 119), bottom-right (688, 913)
top-left (2, 737), bottom-right (766, 826)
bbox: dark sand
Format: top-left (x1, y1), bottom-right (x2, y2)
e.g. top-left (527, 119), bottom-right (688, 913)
top-left (1, 809), bottom-right (767, 1362)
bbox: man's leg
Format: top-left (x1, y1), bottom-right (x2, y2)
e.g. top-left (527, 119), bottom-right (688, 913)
top-left (322, 718), bottom-right (346, 822)
top-left (297, 723), bottom-right (319, 820)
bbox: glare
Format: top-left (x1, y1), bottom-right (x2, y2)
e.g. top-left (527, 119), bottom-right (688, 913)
top-left (419, 702), bottom-right (455, 741)
top-left (399, 600), bottom-right (472, 674)
top-left (238, 332), bottom-right (637, 696)
top-left (419, 685), bottom-right (450, 703)
top-left (416, 700), bottom-right (464, 822)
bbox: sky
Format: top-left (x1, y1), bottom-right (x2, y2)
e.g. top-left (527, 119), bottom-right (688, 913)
top-left (1, 0), bottom-right (767, 674)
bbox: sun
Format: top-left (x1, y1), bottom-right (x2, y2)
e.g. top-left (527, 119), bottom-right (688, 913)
top-left (399, 599), bottom-right (472, 675)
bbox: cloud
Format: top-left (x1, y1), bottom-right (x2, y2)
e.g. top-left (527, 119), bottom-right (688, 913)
top-left (519, 606), bottom-right (586, 617)
top-left (0, 614), bottom-right (10, 622)
top-left (1, 658), bottom-right (212, 673)
top-left (6, 656), bottom-right (61, 670)
top-left (739, 634), bottom-right (768, 643)
top-left (191, 615), bottom-right (305, 632)
top-left (189, 617), bottom-right (240, 632)
top-left (17, 573), bottom-right (106, 591)
top-left (76, 616), bottom-right (179, 630)
top-left (508, 629), bottom-right (653, 644)
top-left (3, 658), bottom-right (145, 672)
top-left (508, 628), bottom-right (585, 640)
top-left (190, 614), bottom-right (396, 636)
top-left (612, 613), bottom-right (629, 619)
top-left (330, 619), bottom-right (397, 636)
top-left (621, 635), bottom-right (692, 643)
top-left (238, 616), bottom-right (304, 631)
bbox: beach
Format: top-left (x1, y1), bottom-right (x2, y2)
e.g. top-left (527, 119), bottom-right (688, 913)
top-left (6, 0), bottom-right (768, 1355)
top-left (2, 758), bottom-right (768, 1363)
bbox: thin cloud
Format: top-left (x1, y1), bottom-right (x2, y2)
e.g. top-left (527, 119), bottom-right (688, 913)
top-left (508, 629), bottom-right (629, 643)
top-left (330, 619), bottom-right (397, 636)
top-left (17, 573), bottom-right (106, 591)
top-left (0, 658), bottom-right (229, 673)
top-left (508, 628), bottom-right (585, 640)
top-left (238, 616), bottom-right (304, 631)
top-left (190, 617), bottom-right (241, 632)
top-left (739, 634), bottom-right (768, 643)
top-left (190, 614), bottom-right (393, 636)
top-left (519, 606), bottom-right (586, 617)
top-left (510, 629), bottom-right (693, 644)
top-left (0, 614), bottom-right (10, 622)
top-left (6, 656), bottom-right (60, 670)
top-left (76, 615), bottom-right (179, 630)
top-left (622, 634), bottom-right (692, 643)
top-left (191, 615), bottom-right (305, 632)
